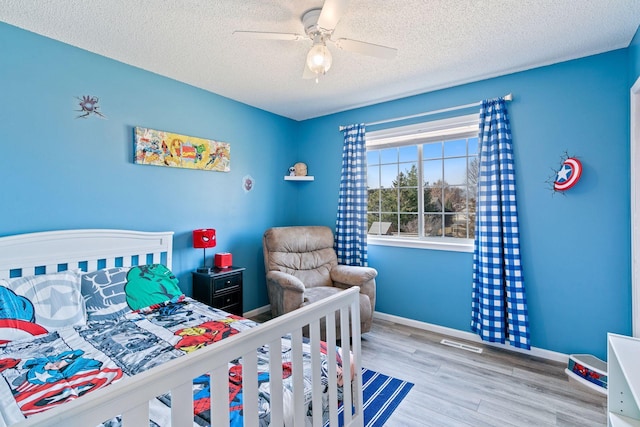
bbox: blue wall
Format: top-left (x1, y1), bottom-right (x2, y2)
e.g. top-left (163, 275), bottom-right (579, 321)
top-left (630, 24), bottom-right (640, 82)
top-left (297, 50), bottom-right (632, 359)
top-left (0, 21), bottom-right (635, 359)
top-left (0, 23), bottom-right (300, 311)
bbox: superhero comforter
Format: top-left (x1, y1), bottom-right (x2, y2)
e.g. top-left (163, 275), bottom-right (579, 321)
top-left (0, 298), bottom-right (343, 427)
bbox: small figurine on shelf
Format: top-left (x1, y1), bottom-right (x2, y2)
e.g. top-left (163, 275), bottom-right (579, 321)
top-left (289, 166), bottom-right (296, 176)
top-left (294, 162), bottom-right (308, 176)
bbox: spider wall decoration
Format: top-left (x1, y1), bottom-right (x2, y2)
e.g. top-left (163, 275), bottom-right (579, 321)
top-left (75, 95), bottom-right (106, 119)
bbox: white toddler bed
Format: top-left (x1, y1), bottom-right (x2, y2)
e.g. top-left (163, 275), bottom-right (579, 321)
top-left (0, 229), bottom-right (364, 427)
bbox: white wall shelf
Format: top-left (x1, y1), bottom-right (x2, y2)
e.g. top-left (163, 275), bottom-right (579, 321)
top-left (284, 176), bottom-right (314, 181)
top-left (608, 333), bottom-right (640, 427)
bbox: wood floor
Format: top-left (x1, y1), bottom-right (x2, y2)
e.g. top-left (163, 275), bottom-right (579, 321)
top-left (252, 313), bottom-right (607, 426)
top-left (360, 318), bottom-right (607, 427)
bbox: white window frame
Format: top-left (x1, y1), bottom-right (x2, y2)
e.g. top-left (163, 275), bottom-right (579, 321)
top-left (366, 113), bottom-right (479, 253)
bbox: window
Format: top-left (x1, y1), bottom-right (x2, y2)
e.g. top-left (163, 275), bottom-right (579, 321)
top-left (366, 114), bottom-right (479, 252)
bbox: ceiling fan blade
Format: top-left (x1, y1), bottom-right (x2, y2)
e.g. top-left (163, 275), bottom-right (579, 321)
top-left (334, 38), bottom-right (397, 59)
top-left (233, 30), bottom-right (304, 41)
top-left (317, 0), bottom-right (349, 31)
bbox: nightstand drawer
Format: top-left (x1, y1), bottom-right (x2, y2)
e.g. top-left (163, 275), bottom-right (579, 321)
top-left (213, 291), bottom-right (240, 309)
top-left (214, 275), bottom-right (240, 292)
top-left (192, 266), bottom-right (245, 317)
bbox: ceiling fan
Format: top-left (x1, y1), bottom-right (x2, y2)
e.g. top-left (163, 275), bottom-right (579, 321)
top-left (233, 0), bottom-right (397, 81)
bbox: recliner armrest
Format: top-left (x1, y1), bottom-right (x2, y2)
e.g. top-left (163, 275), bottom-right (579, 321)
top-left (331, 265), bottom-right (377, 315)
top-left (265, 271), bottom-right (306, 316)
top-left (266, 271), bottom-right (305, 293)
top-left (330, 265), bottom-right (377, 287)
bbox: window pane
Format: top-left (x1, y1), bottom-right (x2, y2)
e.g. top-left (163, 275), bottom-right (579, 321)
top-left (468, 137), bottom-right (479, 155)
top-left (444, 139), bottom-right (466, 158)
top-left (443, 185), bottom-right (466, 212)
top-left (398, 214), bottom-right (419, 236)
top-left (445, 213), bottom-right (466, 238)
top-left (424, 214), bottom-right (443, 237)
top-left (399, 188), bottom-right (418, 213)
top-left (396, 163), bottom-right (418, 187)
top-left (442, 213), bottom-right (456, 236)
top-left (467, 186), bottom-right (477, 214)
top-left (424, 185), bottom-right (442, 213)
top-left (423, 159), bottom-right (442, 185)
top-left (467, 157), bottom-right (479, 188)
top-left (367, 150), bottom-right (380, 166)
top-left (367, 213), bottom-right (380, 234)
top-left (380, 164), bottom-right (397, 188)
top-left (367, 167), bottom-right (380, 189)
top-left (380, 147), bottom-right (398, 163)
top-left (399, 145), bottom-right (417, 162)
top-left (423, 142), bottom-right (442, 159)
top-left (444, 157), bottom-right (467, 186)
top-left (367, 188), bottom-right (380, 212)
top-left (381, 213), bottom-right (398, 236)
top-left (467, 187), bottom-right (477, 239)
top-left (380, 188), bottom-right (398, 212)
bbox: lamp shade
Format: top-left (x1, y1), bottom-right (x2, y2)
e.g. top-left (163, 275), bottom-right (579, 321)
top-left (193, 229), bottom-right (216, 249)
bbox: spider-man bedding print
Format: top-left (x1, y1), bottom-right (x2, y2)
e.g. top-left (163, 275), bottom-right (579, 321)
top-left (184, 364), bottom-right (292, 426)
top-left (0, 298), bottom-right (345, 427)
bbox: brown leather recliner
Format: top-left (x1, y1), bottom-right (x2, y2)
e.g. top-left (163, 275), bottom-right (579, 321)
top-left (262, 226), bottom-right (377, 334)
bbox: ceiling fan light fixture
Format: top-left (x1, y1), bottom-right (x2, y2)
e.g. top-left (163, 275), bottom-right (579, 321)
top-left (234, 3), bottom-right (397, 82)
top-left (306, 40), bottom-right (332, 75)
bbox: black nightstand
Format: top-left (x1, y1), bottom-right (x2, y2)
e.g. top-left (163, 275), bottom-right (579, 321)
top-left (192, 267), bottom-right (245, 316)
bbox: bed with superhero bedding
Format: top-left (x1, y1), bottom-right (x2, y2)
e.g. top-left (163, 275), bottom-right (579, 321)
top-left (0, 229), bottom-right (364, 427)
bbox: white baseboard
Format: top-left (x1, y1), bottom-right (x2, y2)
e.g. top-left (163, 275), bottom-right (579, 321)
top-left (243, 304), bottom-right (271, 318)
top-left (373, 311), bottom-right (569, 364)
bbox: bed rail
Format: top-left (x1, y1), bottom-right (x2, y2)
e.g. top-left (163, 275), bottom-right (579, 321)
top-left (11, 287), bottom-right (364, 427)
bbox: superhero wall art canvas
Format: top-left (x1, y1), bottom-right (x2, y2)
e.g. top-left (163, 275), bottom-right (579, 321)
top-left (134, 127), bottom-right (230, 172)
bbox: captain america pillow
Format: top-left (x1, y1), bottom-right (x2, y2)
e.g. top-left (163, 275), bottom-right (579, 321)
top-left (0, 270), bottom-right (86, 344)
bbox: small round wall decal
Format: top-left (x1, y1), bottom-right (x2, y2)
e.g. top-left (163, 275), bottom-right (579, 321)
top-left (554, 157), bottom-right (582, 191)
top-left (242, 175), bottom-right (254, 193)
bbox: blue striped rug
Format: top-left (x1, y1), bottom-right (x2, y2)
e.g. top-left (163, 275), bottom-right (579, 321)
top-left (325, 368), bottom-right (414, 427)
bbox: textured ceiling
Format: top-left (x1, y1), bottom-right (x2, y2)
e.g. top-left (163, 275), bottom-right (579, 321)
top-left (1, 0), bottom-right (640, 120)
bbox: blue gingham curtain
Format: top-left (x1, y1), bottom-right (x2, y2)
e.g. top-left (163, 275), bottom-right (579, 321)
top-left (335, 123), bottom-right (368, 266)
top-left (471, 98), bottom-right (530, 349)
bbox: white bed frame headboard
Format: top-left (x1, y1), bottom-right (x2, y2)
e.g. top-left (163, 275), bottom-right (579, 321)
top-left (0, 229), bottom-right (174, 280)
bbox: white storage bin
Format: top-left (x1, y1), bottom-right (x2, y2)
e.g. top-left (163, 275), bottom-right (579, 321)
top-left (565, 354), bottom-right (607, 395)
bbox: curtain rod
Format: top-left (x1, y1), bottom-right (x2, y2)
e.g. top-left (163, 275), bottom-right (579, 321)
top-left (338, 93), bottom-right (513, 131)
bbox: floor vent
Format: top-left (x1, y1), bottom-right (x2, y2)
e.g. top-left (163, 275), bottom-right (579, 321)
top-left (440, 339), bottom-right (483, 354)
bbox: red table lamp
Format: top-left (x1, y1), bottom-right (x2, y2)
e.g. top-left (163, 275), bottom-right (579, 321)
top-left (193, 229), bottom-right (216, 273)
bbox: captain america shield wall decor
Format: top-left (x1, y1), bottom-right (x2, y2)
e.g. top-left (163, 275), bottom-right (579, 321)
top-left (554, 156), bottom-right (582, 191)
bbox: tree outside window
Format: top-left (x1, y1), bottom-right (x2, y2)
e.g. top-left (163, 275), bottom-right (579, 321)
top-left (367, 137), bottom-right (478, 241)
